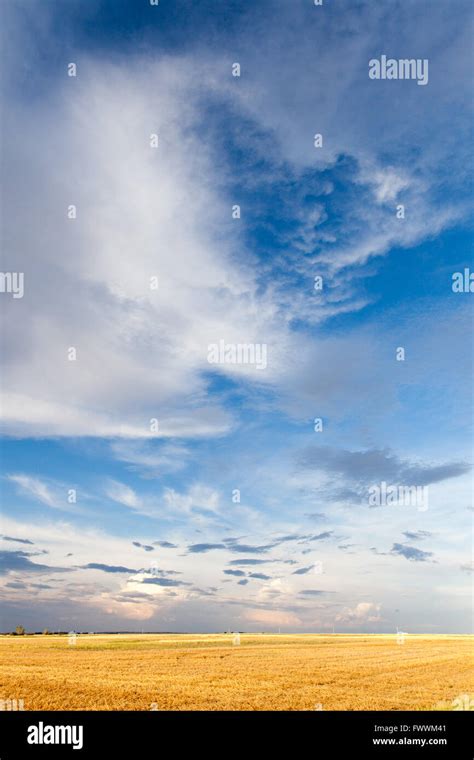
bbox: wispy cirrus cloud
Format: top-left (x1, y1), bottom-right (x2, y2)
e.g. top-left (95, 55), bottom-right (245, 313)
top-left (7, 474), bottom-right (67, 510)
top-left (105, 480), bottom-right (141, 510)
top-left (110, 441), bottom-right (191, 476)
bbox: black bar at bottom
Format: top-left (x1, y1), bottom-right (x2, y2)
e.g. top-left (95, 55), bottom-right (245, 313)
top-left (0, 710), bottom-right (471, 757)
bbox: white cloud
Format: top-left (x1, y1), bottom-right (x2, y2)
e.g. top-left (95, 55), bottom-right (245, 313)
top-left (105, 480), bottom-right (141, 510)
top-left (1, 41), bottom-right (467, 441)
top-left (0, 393), bottom-right (233, 439)
top-left (89, 593), bottom-right (158, 621)
top-left (243, 609), bottom-right (302, 628)
top-left (6, 474), bottom-right (73, 511)
top-left (4, 45), bottom-right (460, 441)
top-left (0, 57), bottom-right (288, 439)
top-left (110, 441), bottom-right (190, 476)
top-left (163, 484), bottom-right (221, 516)
top-left (336, 602), bottom-right (382, 624)
top-left (366, 166), bottom-right (412, 204)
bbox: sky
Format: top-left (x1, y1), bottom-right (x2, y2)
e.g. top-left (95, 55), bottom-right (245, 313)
top-left (0, 0), bottom-right (472, 634)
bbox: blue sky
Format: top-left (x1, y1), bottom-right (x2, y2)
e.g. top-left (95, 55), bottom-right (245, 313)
top-left (0, 0), bottom-right (472, 633)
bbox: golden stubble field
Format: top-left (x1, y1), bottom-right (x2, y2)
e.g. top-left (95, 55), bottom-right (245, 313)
top-left (0, 634), bottom-right (472, 711)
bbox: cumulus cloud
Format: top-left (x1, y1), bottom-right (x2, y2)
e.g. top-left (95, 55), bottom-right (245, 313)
top-left (90, 594), bottom-right (158, 621)
top-left (336, 602), bottom-right (382, 624)
top-left (243, 609), bottom-right (302, 628)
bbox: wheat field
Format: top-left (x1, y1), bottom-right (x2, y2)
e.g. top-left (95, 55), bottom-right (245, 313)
top-left (0, 633), bottom-right (472, 711)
